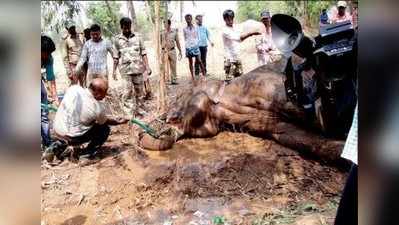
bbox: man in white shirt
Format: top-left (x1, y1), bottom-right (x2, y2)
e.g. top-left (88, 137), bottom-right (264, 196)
top-left (334, 104), bottom-right (357, 225)
top-left (44, 78), bottom-right (128, 161)
top-left (183, 14), bottom-right (206, 82)
top-left (222, 9), bottom-right (260, 82)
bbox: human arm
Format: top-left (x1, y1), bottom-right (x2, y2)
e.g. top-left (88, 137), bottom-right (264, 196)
top-left (106, 117), bottom-right (129, 126)
top-left (97, 104), bottom-right (129, 126)
top-left (240, 31), bottom-right (261, 42)
top-left (46, 56), bottom-right (59, 106)
top-left (112, 38), bottom-right (120, 80)
top-left (175, 29), bottom-right (183, 60)
top-left (62, 39), bottom-right (71, 75)
top-left (206, 28), bottom-right (214, 47)
top-left (75, 42), bottom-right (88, 74)
top-left (106, 40), bottom-right (119, 78)
top-left (139, 36), bottom-right (150, 71)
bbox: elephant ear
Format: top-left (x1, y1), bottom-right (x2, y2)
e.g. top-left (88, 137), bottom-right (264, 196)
top-left (205, 81), bottom-right (226, 104)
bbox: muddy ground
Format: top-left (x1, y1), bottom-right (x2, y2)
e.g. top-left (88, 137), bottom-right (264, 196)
top-left (41, 78), bottom-right (347, 225)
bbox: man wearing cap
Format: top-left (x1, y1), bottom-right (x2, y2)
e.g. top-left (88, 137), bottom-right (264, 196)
top-left (332, 1), bottom-right (352, 24)
top-left (62, 21), bottom-right (84, 86)
top-left (161, 19), bottom-right (182, 85)
top-left (194, 14), bottom-right (214, 77)
top-left (255, 11), bottom-right (276, 66)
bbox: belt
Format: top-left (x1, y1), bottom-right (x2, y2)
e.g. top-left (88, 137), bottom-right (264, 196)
top-left (162, 47), bottom-right (175, 51)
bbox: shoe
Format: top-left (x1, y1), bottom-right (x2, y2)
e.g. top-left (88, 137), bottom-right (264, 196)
top-left (42, 148), bottom-right (55, 162)
top-left (59, 146), bottom-right (75, 160)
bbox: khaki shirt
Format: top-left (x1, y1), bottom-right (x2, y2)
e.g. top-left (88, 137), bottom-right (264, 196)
top-left (161, 28), bottom-right (179, 50)
top-left (114, 32), bottom-right (147, 75)
top-left (62, 35), bottom-right (83, 67)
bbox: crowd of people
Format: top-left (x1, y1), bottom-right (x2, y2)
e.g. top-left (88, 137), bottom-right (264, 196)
top-left (40, 8), bottom-right (277, 160)
top-left (41, 2), bottom-right (356, 163)
top-left (41, 3), bottom-right (357, 224)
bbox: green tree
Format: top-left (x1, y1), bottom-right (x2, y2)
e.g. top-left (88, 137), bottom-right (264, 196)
top-left (237, 0), bottom-right (335, 28)
top-left (41, 1), bottom-right (82, 34)
top-left (86, 1), bottom-right (122, 38)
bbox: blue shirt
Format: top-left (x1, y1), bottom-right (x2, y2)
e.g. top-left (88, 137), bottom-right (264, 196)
top-left (197, 25), bottom-right (210, 47)
top-left (320, 13), bottom-right (329, 24)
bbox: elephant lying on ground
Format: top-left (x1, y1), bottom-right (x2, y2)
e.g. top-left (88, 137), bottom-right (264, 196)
top-left (139, 62), bottom-right (345, 163)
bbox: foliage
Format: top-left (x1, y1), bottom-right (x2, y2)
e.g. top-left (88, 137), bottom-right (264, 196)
top-left (41, 1), bottom-right (82, 34)
top-left (86, 1), bottom-right (122, 38)
top-left (146, 1), bottom-right (169, 24)
top-left (136, 12), bottom-right (152, 40)
top-left (237, 1), bottom-right (335, 28)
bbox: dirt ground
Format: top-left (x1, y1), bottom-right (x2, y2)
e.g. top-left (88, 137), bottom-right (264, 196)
top-left (42, 24), bottom-right (346, 224)
top-left (41, 77), bottom-right (346, 225)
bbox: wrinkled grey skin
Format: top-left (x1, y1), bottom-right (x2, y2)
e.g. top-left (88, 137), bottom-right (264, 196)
top-left (140, 62), bottom-right (344, 162)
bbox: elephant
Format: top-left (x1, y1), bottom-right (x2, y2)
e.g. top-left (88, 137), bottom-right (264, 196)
top-left (139, 61), bottom-right (345, 163)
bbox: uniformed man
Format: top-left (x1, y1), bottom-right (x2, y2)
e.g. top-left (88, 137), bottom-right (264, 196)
top-left (113, 17), bottom-right (150, 118)
top-left (62, 21), bottom-right (84, 86)
top-left (161, 19), bottom-right (182, 84)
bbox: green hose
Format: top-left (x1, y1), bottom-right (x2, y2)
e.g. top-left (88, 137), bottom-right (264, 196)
top-left (41, 103), bottom-right (58, 112)
top-left (130, 118), bottom-right (158, 138)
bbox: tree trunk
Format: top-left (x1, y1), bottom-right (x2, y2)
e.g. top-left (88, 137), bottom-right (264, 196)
top-left (144, 1), bottom-right (154, 26)
top-left (180, 1), bottom-right (184, 23)
top-left (155, 1), bottom-right (167, 114)
top-left (127, 1), bottom-right (137, 28)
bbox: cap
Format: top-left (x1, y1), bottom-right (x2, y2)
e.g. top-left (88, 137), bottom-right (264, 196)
top-left (260, 11), bottom-right (271, 19)
top-left (337, 1), bottom-right (347, 8)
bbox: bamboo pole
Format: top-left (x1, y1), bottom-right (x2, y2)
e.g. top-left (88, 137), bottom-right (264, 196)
top-left (155, 1), bottom-right (167, 114)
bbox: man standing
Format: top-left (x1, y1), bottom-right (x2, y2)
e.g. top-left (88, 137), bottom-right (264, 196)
top-left (62, 21), bottom-right (84, 86)
top-left (183, 14), bottom-right (206, 82)
top-left (331, 1), bottom-right (352, 24)
top-left (320, 9), bottom-right (330, 26)
top-left (74, 24), bottom-right (118, 85)
top-left (255, 11), bottom-right (276, 66)
top-left (45, 78), bottom-right (129, 161)
top-left (161, 19), bottom-right (183, 85)
top-left (222, 9), bottom-right (260, 82)
top-left (41, 35), bottom-right (59, 149)
top-left (113, 17), bottom-right (150, 118)
top-left (194, 14), bottom-right (214, 77)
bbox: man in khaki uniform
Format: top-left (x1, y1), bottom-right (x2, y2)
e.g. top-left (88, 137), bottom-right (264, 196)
top-left (62, 21), bottom-right (85, 86)
top-left (113, 17), bottom-right (150, 118)
top-left (161, 19), bottom-right (182, 84)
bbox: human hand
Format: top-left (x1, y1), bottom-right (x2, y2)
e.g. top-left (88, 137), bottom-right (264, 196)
top-left (116, 117), bottom-right (129, 124)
